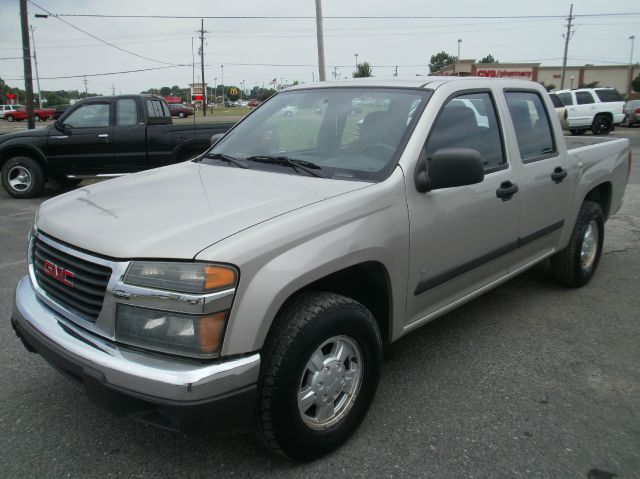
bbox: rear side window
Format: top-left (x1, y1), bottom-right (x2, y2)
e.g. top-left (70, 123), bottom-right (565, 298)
top-left (576, 91), bottom-right (595, 105)
top-left (116, 99), bottom-right (138, 126)
top-left (557, 92), bottom-right (573, 106)
top-left (548, 93), bottom-right (563, 108)
top-left (594, 89), bottom-right (623, 102)
top-left (147, 100), bottom-right (170, 119)
top-left (425, 92), bottom-right (506, 172)
top-left (505, 91), bottom-right (556, 162)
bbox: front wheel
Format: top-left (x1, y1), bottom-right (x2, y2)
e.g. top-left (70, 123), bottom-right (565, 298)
top-left (178, 112), bottom-right (186, 118)
top-left (34, 116), bottom-right (41, 122)
top-left (550, 200), bottom-right (604, 287)
top-left (256, 292), bottom-right (382, 461)
top-left (7, 116), bottom-right (14, 122)
top-left (1, 156), bottom-right (45, 198)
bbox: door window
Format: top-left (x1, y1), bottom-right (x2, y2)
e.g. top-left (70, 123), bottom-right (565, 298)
top-left (147, 100), bottom-right (170, 119)
top-left (557, 92), bottom-right (573, 106)
top-left (117, 99), bottom-right (138, 126)
top-left (63, 103), bottom-right (110, 128)
top-left (505, 91), bottom-right (556, 162)
top-left (576, 91), bottom-right (595, 105)
top-left (425, 92), bottom-right (506, 172)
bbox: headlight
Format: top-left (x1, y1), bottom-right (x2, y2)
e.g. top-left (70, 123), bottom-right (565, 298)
top-left (116, 304), bottom-right (226, 358)
top-left (124, 261), bottom-right (237, 293)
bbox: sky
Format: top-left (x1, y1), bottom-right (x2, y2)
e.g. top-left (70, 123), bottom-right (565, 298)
top-left (0, 0), bottom-right (638, 96)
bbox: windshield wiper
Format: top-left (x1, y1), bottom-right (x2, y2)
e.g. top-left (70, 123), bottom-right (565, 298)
top-left (199, 152), bottom-right (249, 169)
top-left (246, 155), bottom-right (324, 177)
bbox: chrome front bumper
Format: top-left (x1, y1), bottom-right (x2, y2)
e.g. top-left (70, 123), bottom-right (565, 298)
top-left (12, 276), bottom-right (260, 403)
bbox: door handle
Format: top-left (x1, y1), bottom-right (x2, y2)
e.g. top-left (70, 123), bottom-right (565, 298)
top-left (551, 166), bottom-right (568, 184)
top-left (98, 134), bottom-right (109, 138)
top-left (496, 181), bottom-right (518, 201)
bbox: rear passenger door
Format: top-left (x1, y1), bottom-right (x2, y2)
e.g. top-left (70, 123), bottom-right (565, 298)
top-left (404, 90), bottom-right (522, 327)
top-left (504, 90), bottom-right (572, 271)
top-left (571, 91), bottom-right (597, 127)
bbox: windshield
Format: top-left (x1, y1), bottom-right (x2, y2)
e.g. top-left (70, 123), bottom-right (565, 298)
top-left (208, 87), bottom-right (431, 181)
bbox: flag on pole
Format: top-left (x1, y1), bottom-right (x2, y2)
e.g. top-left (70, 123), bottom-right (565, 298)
top-left (269, 78), bottom-right (277, 85)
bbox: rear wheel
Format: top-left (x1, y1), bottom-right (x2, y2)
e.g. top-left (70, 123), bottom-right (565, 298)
top-left (256, 292), bottom-right (382, 461)
top-left (1, 156), bottom-right (45, 198)
top-left (7, 115), bottom-right (14, 122)
top-left (178, 112), bottom-right (186, 118)
top-left (550, 200), bottom-right (604, 287)
top-left (49, 175), bottom-right (82, 189)
top-left (591, 115), bottom-right (612, 135)
top-left (569, 128), bottom-right (585, 136)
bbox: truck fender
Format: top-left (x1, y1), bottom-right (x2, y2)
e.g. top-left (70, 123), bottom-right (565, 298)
top-left (0, 141), bottom-right (48, 168)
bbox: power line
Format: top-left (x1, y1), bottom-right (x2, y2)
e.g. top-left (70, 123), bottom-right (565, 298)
top-left (47, 12), bottom-right (640, 19)
top-left (2, 64), bottom-right (187, 81)
top-left (27, 1), bottom-right (182, 66)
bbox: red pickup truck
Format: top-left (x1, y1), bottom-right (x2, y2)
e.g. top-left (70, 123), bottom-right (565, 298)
top-left (3, 107), bottom-right (55, 122)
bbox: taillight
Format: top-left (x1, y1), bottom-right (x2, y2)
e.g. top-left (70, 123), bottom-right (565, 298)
top-left (635, 107), bottom-right (640, 114)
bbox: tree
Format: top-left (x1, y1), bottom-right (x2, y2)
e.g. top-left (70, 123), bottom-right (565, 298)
top-left (633, 73), bottom-right (640, 93)
top-left (479, 54), bottom-right (498, 64)
top-left (159, 86), bottom-right (172, 96)
top-left (353, 62), bottom-right (373, 78)
top-left (538, 81), bottom-right (556, 92)
top-left (579, 81), bottom-right (600, 88)
top-left (429, 52), bottom-right (456, 73)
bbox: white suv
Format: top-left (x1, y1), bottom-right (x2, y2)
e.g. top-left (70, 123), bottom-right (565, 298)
top-left (1, 104), bottom-right (24, 119)
top-left (555, 88), bottom-right (625, 135)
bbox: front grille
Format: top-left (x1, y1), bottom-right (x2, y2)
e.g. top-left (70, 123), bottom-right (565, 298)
top-left (32, 236), bottom-right (112, 322)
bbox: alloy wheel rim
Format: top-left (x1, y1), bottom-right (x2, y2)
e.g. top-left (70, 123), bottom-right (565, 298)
top-left (297, 335), bottom-right (363, 430)
top-left (580, 220), bottom-right (599, 270)
top-left (7, 166), bottom-right (32, 191)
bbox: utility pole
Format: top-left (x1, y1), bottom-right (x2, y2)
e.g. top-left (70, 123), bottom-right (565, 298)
top-left (29, 25), bottom-right (42, 108)
top-left (394, 66), bottom-right (398, 77)
top-left (560, 3), bottom-right (575, 90)
top-left (83, 76), bottom-right (88, 96)
top-left (628, 35), bottom-right (636, 99)
top-left (19, 0), bottom-right (35, 129)
top-left (112, 84), bottom-right (116, 95)
top-left (315, 0), bottom-right (326, 81)
top-left (457, 39), bottom-right (462, 76)
top-left (198, 19), bottom-right (209, 115)
top-left (354, 53), bottom-right (358, 67)
top-left (221, 64), bottom-right (225, 107)
top-left (333, 66), bottom-right (338, 79)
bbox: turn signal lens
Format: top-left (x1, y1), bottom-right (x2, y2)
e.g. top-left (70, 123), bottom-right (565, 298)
top-left (199, 312), bottom-right (226, 353)
top-left (204, 265), bottom-right (237, 290)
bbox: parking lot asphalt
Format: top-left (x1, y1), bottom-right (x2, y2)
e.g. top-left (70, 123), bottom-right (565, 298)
top-left (0, 130), bottom-right (639, 478)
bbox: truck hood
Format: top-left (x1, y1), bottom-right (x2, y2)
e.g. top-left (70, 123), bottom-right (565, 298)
top-left (0, 125), bottom-right (50, 144)
top-left (36, 161), bottom-right (370, 259)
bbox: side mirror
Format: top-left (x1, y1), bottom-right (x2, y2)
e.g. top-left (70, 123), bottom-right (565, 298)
top-left (415, 148), bottom-right (484, 193)
top-left (210, 133), bottom-right (225, 146)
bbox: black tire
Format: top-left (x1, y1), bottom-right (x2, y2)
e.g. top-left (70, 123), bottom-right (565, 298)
top-left (7, 115), bottom-right (14, 122)
top-left (1, 156), bottom-right (46, 198)
top-left (178, 112), bottom-right (186, 118)
top-left (591, 115), bottom-right (612, 135)
top-left (621, 116), bottom-right (630, 127)
top-left (569, 128), bottom-right (585, 136)
top-left (256, 292), bottom-right (382, 461)
top-left (550, 200), bottom-right (604, 287)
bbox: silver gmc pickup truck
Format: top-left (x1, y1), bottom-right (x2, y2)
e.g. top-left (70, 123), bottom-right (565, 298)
top-left (11, 78), bottom-right (631, 461)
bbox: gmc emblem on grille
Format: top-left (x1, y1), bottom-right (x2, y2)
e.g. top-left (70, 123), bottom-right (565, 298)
top-left (43, 260), bottom-right (75, 287)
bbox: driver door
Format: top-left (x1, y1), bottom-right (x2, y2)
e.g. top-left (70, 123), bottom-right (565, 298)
top-left (46, 101), bottom-right (114, 176)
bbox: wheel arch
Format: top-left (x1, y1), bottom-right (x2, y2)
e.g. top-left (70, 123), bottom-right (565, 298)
top-left (584, 181), bottom-right (612, 219)
top-left (0, 144), bottom-right (47, 171)
top-left (171, 139), bottom-right (209, 162)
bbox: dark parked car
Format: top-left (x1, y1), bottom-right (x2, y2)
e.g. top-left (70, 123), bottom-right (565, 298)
top-left (621, 100), bottom-right (640, 127)
top-left (0, 95), bottom-right (233, 198)
top-left (168, 103), bottom-right (194, 118)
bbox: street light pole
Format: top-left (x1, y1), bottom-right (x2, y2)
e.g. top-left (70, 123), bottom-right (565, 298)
top-left (628, 35), bottom-right (636, 99)
top-left (29, 25), bottom-right (42, 108)
top-left (354, 53), bottom-right (358, 67)
top-left (213, 77), bottom-right (218, 107)
top-left (457, 39), bottom-right (462, 76)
